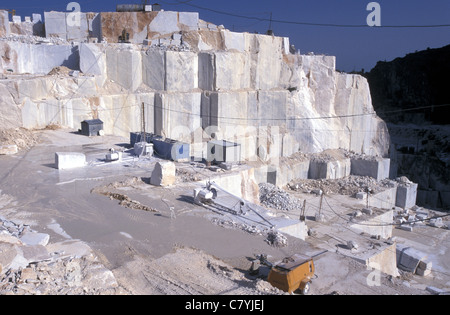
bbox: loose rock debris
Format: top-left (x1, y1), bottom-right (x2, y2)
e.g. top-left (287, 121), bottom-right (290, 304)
top-left (288, 176), bottom-right (396, 197)
top-left (0, 216), bottom-right (122, 295)
top-left (0, 128), bottom-right (41, 151)
top-left (265, 230), bottom-right (288, 247)
top-left (211, 218), bottom-right (288, 248)
top-left (259, 183), bottom-right (303, 212)
top-left (91, 187), bottom-right (159, 213)
top-left (114, 246), bottom-right (285, 295)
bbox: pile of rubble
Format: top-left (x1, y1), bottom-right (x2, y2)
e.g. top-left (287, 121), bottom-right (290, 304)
top-left (212, 218), bottom-right (265, 235)
top-left (47, 66), bottom-right (75, 76)
top-left (176, 167), bottom-right (205, 183)
top-left (144, 43), bottom-right (192, 53)
top-left (344, 151), bottom-right (383, 162)
top-left (259, 183), bottom-right (303, 212)
top-left (309, 149), bottom-right (348, 163)
top-left (395, 176), bottom-right (416, 187)
top-left (0, 216), bottom-right (123, 295)
top-left (211, 218), bottom-right (288, 248)
top-left (265, 230), bottom-right (288, 247)
top-left (0, 128), bottom-right (41, 152)
top-left (288, 176), bottom-right (396, 197)
top-left (394, 206), bottom-right (450, 232)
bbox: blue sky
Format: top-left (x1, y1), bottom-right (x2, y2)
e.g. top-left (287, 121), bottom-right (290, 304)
top-left (1, 0), bottom-right (449, 71)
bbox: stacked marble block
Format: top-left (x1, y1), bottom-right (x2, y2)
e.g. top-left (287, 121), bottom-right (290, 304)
top-left (55, 152), bottom-right (86, 170)
top-left (309, 157), bottom-right (351, 180)
top-left (396, 182), bottom-right (419, 209)
top-left (351, 157), bottom-right (391, 181)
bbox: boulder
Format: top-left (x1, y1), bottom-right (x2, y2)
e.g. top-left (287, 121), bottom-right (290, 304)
top-left (350, 158), bottom-right (390, 181)
top-left (150, 162), bottom-right (176, 187)
top-left (20, 231), bottom-right (50, 246)
top-left (396, 245), bottom-right (428, 273)
top-left (0, 145), bottom-right (18, 155)
top-left (222, 30), bottom-right (245, 52)
top-left (396, 183), bottom-right (418, 209)
top-left (0, 242), bottom-right (27, 274)
top-left (430, 217), bottom-right (444, 228)
top-left (55, 152), bottom-right (86, 170)
top-left (80, 43), bottom-right (106, 76)
top-left (416, 258), bottom-right (432, 276)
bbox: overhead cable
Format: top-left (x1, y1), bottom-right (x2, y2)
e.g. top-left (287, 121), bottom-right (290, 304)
top-left (171, 1), bottom-right (450, 29)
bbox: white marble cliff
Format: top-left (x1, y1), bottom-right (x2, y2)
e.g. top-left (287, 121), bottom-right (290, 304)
top-left (0, 8), bottom-right (390, 162)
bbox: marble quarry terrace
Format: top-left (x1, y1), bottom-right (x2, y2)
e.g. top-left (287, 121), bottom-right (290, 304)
top-left (0, 8), bottom-right (390, 161)
top-left (1, 6), bottom-right (449, 296)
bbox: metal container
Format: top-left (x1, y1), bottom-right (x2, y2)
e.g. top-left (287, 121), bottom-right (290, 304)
top-left (134, 142), bottom-right (154, 157)
top-left (81, 119), bottom-right (103, 137)
top-left (153, 138), bottom-right (190, 162)
top-left (106, 151), bottom-right (122, 162)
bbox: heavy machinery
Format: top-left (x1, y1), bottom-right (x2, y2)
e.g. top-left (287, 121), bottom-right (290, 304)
top-left (267, 254), bottom-right (315, 295)
top-left (193, 181), bottom-right (275, 230)
top-left (193, 181), bottom-right (249, 216)
top-left (255, 251), bottom-right (327, 295)
top-left (118, 29), bottom-right (130, 43)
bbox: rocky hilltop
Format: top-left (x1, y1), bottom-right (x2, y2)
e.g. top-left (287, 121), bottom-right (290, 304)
top-left (366, 45), bottom-right (450, 124)
top-left (364, 44), bottom-right (450, 210)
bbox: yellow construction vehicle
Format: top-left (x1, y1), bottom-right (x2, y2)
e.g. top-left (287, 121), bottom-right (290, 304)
top-left (257, 251), bottom-right (326, 295)
top-left (267, 254), bottom-right (315, 295)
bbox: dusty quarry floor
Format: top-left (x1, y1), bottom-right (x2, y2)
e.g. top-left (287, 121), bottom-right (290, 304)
top-left (0, 128), bottom-right (449, 295)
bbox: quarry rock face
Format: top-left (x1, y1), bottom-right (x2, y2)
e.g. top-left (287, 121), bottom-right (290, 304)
top-left (0, 9), bottom-right (389, 162)
top-left (367, 45), bottom-right (450, 125)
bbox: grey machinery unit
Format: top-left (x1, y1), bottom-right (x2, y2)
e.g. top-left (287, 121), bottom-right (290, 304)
top-left (81, 119), bottom-right (104, 137)
top-left (207, 140), bottom-right (241, 164)
top-left (153, 138), bottom-right (190, 162)
top-left (129, 132), bottom-right (189, 161)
